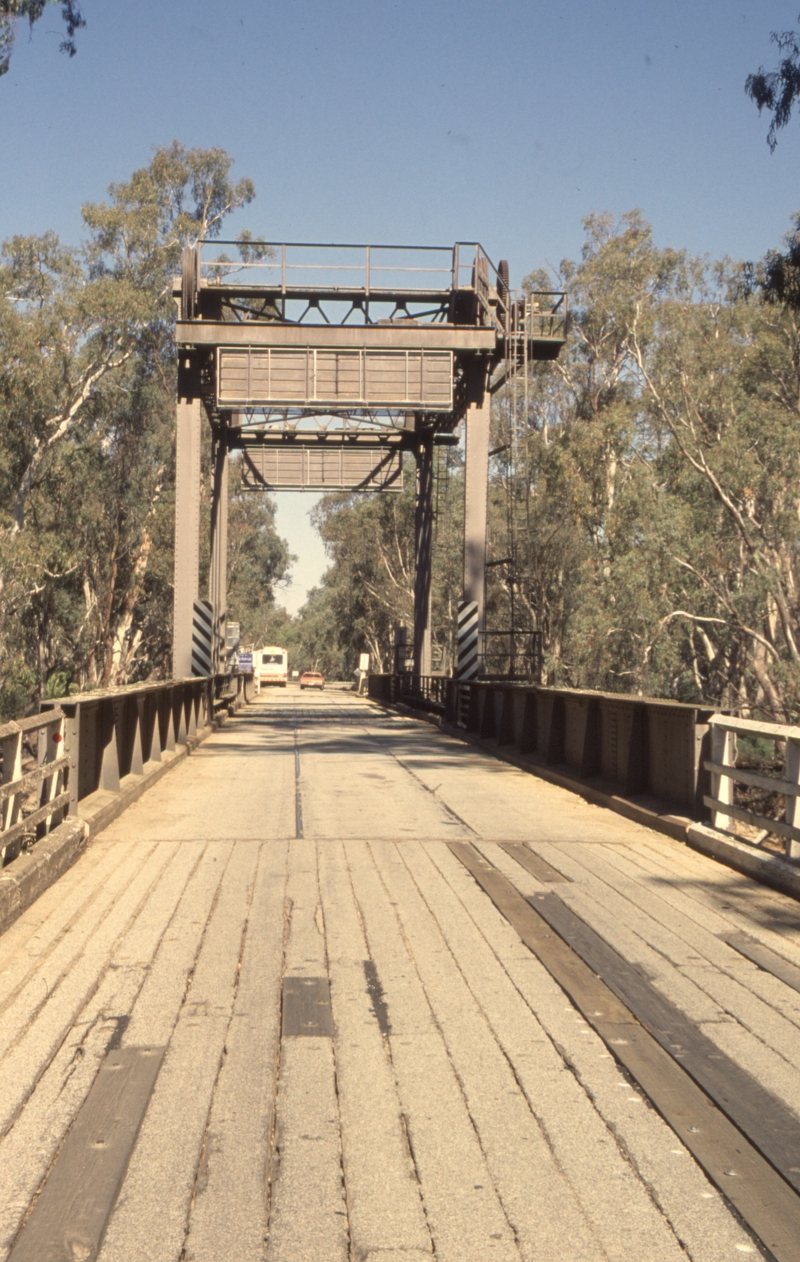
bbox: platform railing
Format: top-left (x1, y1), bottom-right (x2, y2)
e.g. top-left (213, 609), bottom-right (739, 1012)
top-left (705, 714), bottom-right (800, 861)
top-left (199, 240), bottom-right (462, 296)
top-left (0, 709), bottom-right (70, 867)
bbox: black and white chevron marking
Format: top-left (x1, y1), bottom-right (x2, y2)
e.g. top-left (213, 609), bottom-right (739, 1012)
top-left (191, 599), bottom-right (213, 677)
top-left (456, 600), bottom-right (479, 680)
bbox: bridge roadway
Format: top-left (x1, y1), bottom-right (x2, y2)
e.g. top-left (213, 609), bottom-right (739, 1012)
top-left (1, 687), bottom-right (800, 1262)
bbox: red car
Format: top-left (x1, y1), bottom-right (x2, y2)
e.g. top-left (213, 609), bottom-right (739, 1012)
top-left (299, 671), bottom-right (325, 690)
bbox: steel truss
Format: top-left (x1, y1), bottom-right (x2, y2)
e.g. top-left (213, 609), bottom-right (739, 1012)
top-left (172, 240), bottom-right (567, 680)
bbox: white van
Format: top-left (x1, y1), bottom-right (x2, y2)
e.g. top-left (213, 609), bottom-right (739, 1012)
top-left (256, 646), bottom-right (288, 687)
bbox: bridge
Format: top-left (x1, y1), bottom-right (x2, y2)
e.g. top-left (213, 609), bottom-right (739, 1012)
top-left (1, 239), bottom-right (800, 1261)
top-left (1, 685), bottom-right (800, 1261)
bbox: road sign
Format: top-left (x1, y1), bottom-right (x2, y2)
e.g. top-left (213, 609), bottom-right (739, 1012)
top-left (237, 652), bottom-right (253, 671)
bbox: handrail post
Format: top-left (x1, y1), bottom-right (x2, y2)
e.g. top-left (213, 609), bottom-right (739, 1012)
top-left (1, 725), bottom-right (23, 835)
top-left (711, 722), bottom-right (735, 832)
top-left (37, 712), bottom-right (66, 835)
top-left (64, 703), bottom-right (80, 814)
top-left (786, 736), bottom-right (800, 861)
top-left (129, 695), bottom-right (145, 777)
top-left (146, 691), bottom-right (162, 765)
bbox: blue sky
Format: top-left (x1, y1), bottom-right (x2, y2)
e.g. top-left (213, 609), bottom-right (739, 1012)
top-left (3, 0), bottom-right (799, 612)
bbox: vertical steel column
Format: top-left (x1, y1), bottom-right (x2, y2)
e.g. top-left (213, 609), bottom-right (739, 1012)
top-left (172, 390), bottom-right (202, 679)
top-left (463, 362), bottom-right (491, 673)
top-left (209, 434), bottom-right (229, 673)
top-left (413, 432), bottom-right (434, 678)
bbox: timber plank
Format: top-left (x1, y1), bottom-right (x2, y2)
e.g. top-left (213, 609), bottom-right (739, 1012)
top-left (448, 841), bottom-right (800, 1262)
top-left (529, 890), bottom-right (800, 1196)
top-left (723, 930), bottom-right (800, 997)
top-left (8, 1047), bottom-right (164, 1262)
top-left (499, 840), bottom-right (571, 883)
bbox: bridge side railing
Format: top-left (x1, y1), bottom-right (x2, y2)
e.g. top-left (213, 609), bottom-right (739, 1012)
top-left (369, 674), bottom-right (716, 818)
top-left (38, 673), bottom-right (251, 815)
top-left (369, 675), bottom-right (800, 863)
top-left (0, 673), bottom-right (252, 866)
top-left (1, 709), bottom-right (70, 867)
top-left (705, 714), bottom-right (800, 861)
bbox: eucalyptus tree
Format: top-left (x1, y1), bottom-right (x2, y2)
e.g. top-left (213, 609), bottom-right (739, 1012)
top-left (488, 212), bottom-right (685, 689)
top-left (631, 253), bottom-right (800, 718)
top-left (491, 212), bottom-right (800, 718)
top-left (0, 144), bottom-right (269, 712)
top-left (747, 15), bottom-right (800, 149)
top-left (225, 457), bottom-right (294, 649)
top-left (0, 1), bottom-right (83, 76)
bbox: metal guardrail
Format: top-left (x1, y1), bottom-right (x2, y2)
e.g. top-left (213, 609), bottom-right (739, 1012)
top-left (0, 709), bottom-right (69, 867)
top-left (369, 675), bottom-right (716, 816)
top-left (0, 674), bottom-right (252, 866)
top-left (199, 240), bottom-right (491, 298)
top-left (37, 673), bottom-right (251, 815)
top-left (705, 715), bottom-right (800, 861)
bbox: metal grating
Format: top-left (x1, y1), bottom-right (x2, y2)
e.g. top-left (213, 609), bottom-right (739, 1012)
top-left (240, 445), bottom-right (403, 492)
top-left (218, 346), bottom-right (453, 410)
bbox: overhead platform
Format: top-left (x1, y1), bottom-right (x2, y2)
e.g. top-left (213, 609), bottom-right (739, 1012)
top-left (171, 241), bottom-right (568, 681)
top-left (216, 346), bottom-right (454, 410)
top-left (174, 240), bottom-right (567, 426)
top-left (241, 444), bottom-right (404, 492)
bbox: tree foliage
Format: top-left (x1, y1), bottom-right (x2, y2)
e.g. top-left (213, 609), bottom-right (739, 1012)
top-left (300, 211), bottom-right (800, 720)
top-left (0, 1), bottom-right (84, 75)
top-left (486, 212), bottom-right (800, 718)
top-left (225, 458), bottom-right (294, 647)
top-left (746, 15), bottom-right (800, 149)
top-left (0, 144), bottom-right (288, 717)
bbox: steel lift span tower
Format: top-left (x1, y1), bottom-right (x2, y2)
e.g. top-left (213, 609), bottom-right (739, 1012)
top-left (172, 241), bottom-right (567, 679)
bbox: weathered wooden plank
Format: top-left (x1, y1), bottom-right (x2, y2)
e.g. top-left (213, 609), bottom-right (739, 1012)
top-left (281, 976), bottom-right (334, 1037)
top-left (8, 1047), bottom-right (164, 1262)
top-left (703, 795), bottom-right (800, 842)
top-left (448, 842), bottom-right (800, 1262)
top-left (499, 841), bottom-right (571, 883)
top-left (722, 930), bottom-right (800, 996)
top-left (0, 710), bottom-right (64, 742)
top-left (703, 759), bottom-right (800, 795)
top-left (0, 757), bottom-right (69, 806)
top-left (710, 714), bottom-right (800, 741)
top-left (528, 889), bottom-right (800, 1197)
top-left (1, 792), bottom-right (71, 849)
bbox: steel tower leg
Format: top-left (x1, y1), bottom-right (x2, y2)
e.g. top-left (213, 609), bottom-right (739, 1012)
top-left (463, 364), bottom-right (491, 674)
top-left (413, 433), bottom-right (434, 678)
top-left (172, 396), bottom-right (202, 679)
top-left (209, 435), bottom-right (229, 674)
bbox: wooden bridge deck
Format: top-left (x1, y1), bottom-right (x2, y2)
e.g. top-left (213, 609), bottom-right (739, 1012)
top-left (1, 688), bottom-right (800, 1261)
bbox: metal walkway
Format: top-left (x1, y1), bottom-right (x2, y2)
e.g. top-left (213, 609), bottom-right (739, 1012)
top-left (1, 689), bottom-right (800, 1261)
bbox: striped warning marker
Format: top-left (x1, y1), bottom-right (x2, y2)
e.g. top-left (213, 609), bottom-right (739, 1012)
top-left (456, 600), bottom-right (480, 680)
top-left (191, 599), bottom-right (213, 677)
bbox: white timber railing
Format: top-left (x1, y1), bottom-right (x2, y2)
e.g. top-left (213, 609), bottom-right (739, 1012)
top-left (0, 673), bottom-right (254, 871)
top-left (704, 714), bottom-right (800, 862)
top-left (0, 710), bottom-right (70, 867)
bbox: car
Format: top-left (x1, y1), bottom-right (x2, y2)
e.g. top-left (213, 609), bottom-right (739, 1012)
top-left (299, 671), bottom-right (325, 690)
